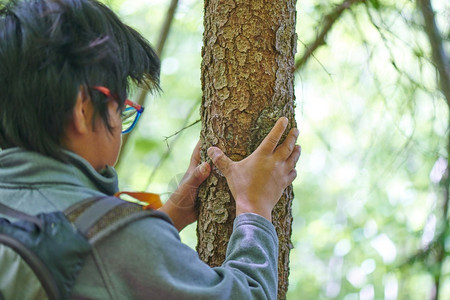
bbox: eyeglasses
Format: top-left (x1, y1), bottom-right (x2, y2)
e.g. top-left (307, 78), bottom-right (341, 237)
top-left (92, 86), bottom-right (144, 134)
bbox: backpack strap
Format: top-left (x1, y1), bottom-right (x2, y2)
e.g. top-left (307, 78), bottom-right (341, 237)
top-left (72, 197), bottom-right (124, 236)
top-left (0, 196), bottom-right (170, 300)
top-left (65, 196), bottom-right (172, 244)
top-left (0, 204), bottom-right (92, 300)
top-left (0, 202), bottom-right (44, 230)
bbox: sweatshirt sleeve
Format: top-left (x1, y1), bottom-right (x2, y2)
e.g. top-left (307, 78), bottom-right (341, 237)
top-left (73, 213), bottom-right (279, 300)
top-left (223, 213), bottom-right (279, 299)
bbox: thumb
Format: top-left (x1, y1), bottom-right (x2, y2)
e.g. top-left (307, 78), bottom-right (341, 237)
top-left (207, 147), bottom-right (232, 176)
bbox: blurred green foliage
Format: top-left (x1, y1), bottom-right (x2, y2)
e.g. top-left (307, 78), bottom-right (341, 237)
top-left (103, 0), bottom-right (449, 298)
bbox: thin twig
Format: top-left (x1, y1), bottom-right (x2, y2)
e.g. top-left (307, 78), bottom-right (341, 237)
top-left (164, 119), bottom-right (201, 144)
top-left (297, 38), bottom-right (332, 77)
top-left (145, 100), bottom-right (201, 189)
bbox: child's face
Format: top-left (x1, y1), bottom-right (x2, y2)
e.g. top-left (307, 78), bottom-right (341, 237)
top-left (91, 100), bottom-right (122, 171)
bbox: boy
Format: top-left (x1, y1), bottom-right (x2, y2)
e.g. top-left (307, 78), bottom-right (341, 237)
top-left (0, 0), bottom-right (301, 298)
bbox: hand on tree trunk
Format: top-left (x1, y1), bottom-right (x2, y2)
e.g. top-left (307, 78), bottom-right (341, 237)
top-left (207, 117), bottom-right (301, 221)
top-left (159, 141), bottom-right (211, 231)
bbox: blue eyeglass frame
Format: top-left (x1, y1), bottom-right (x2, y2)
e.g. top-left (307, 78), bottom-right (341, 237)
top-left (91, 86), bottom-right (144, 134)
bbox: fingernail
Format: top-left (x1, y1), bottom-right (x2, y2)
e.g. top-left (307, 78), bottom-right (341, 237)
top-left (281, 117), bottom-right (288, 127)
top-left (207, 147), bottom-right (217, 158)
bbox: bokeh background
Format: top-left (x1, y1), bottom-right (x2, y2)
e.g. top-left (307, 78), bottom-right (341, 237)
top-left (103, 0), bottom-right (449, 299)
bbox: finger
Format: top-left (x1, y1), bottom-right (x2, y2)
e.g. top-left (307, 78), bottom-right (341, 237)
top-left (276, 128), bottom-right (299, 160)
top-left (172, 162), bottom-right (211, 204)
top-left (207, 147), bottom-right (233, 176)
top-left (189, 140), bottom-right (202, 168)
top-left (183, 141), bottom-right (202, 180)
top-left (285, 145), bottom-right (301, 171)
top-left (258, 117), bottom-right (289, 154)
top-left (187, 161), bottom-right (210, 187)
top-left (285, 169), bottom-right (298, 186)
top-left (180, 145), bottom-right (208, 186)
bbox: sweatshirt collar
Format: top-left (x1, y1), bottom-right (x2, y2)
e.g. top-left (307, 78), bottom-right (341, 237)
top-left (0, 148), bottom-right (118, 195)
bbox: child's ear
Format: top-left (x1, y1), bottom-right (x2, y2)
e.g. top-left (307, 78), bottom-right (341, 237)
top-left (71, 86), bottom-right (93, 135)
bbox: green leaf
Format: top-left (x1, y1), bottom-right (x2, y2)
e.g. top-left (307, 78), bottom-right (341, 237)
top-left (370, 0), bottom-right (381, 9)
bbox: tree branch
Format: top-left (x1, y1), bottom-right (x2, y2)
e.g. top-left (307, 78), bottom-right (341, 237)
top-left (416, 1), bottom-right (450, 299)
top-left (163, 119), bottom-right (200, 144)
top-left (117, 0), bottom-right (179, 165)
top-left (417, 0), bottom-right (450, 106)
top-left (135, 0), bottom-right (179, 106)
top-left (145, 100), bottom-right (200, 189)
top-left (294, 0), bottom-right (366, 72)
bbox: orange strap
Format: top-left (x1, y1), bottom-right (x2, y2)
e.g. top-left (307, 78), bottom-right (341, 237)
top-left (114, 191), bottom-right (163, 210)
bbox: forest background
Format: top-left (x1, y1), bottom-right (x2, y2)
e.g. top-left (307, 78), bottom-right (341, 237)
top-left (102, 0), bottom-right (449, 299)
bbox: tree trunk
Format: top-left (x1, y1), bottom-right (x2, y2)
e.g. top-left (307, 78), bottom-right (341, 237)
top-left (417, 1), bottom-right (450, 299)
top-left (196, 1), bottom-right (297, 299)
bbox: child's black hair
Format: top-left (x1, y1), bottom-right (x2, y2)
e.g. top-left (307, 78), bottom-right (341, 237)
top-left (0, 0), bottom-right (160, 161)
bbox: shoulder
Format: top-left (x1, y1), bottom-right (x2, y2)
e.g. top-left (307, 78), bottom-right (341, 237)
top-left (73, 208), bottom-right (186, 298)
top-left (66, 197), bottom-right (175, 244)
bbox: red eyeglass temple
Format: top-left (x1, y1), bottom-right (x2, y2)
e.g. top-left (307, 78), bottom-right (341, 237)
top-left (125, 99), bottom-right (142, 111)
top-left (92, 86), bottom-right (142, 111)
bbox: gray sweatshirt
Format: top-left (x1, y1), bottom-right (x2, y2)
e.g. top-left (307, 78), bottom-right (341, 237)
top-left (0, 148), bottom-right (278, 299)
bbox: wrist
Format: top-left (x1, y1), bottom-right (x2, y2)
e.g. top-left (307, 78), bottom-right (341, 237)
top-left (235, 197), bottom-right (272, 221)
top-left (159, 201), bottom-right (196, 232)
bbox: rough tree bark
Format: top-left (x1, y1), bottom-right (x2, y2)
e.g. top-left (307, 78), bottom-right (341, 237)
top-left (196, 1), bottom-right (297, 299)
